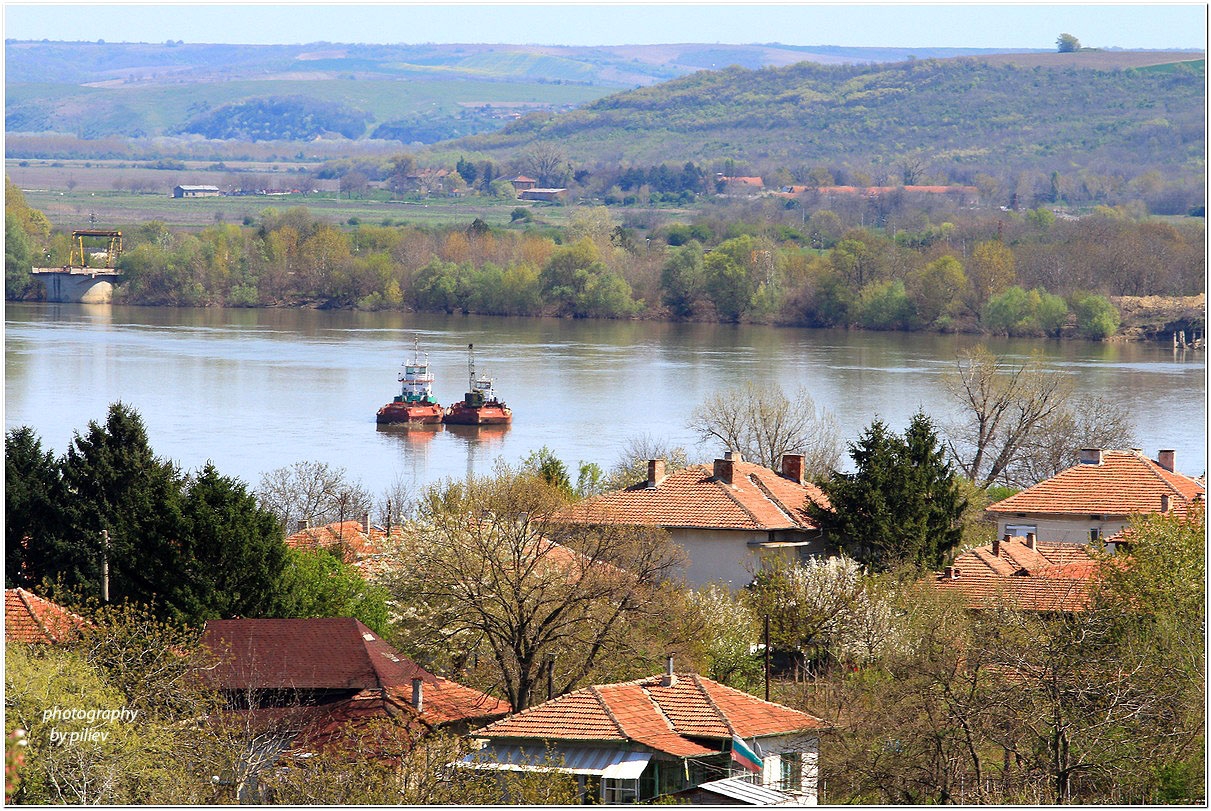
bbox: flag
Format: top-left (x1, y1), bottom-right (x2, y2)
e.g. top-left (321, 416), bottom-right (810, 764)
top-left (731, 734), bottom-right (762, 773)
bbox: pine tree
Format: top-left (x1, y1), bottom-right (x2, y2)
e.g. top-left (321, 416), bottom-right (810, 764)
top-left (5, 426), bottom-right (63, 589)
top-left (811, 412), bottom-right (965, 571)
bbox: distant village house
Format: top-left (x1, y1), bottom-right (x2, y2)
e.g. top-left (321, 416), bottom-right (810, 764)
top-left (172, 185), bottom-right (222, 198)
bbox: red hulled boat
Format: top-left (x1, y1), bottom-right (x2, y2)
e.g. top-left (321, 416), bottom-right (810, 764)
top-left (376, 338), bottom-right (444, 425)
top-left (443, 343), bottom-right (512, 426)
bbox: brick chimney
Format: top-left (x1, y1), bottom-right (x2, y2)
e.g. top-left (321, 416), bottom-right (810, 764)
top-left (780, 453), bottom-right (805, 485)
top-left (296, 518), bottom-right (309, 532)
top-left (362, 511), bottom-right (371, 534)
top-left (1157, 449), bottom-right (1175, 472)
top-left (713, 451), bottom-right (738, 485)
top-left (1079, 448), bottom-right (1103, 465)
top-left (411, 678), bottom-right (423, 713)
top-left (945, 566), bottom-right (960, 580)
top-left (647, 459), bottom-right (666, 487)
top-left (1026, 532), bottom-right (1037, 551)
top-left (994, 534), bottom-right (1008, 556)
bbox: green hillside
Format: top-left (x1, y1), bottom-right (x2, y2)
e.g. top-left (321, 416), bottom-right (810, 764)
top-left (455, 57), bottom-right (1205, 177)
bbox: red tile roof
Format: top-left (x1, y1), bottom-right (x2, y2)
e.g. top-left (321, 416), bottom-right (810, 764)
top-left (475, 672), bottom-right (823, 757)
top-left (5, 589), bottom-right (87, 644)
top-left (200, 618), bottom-right (508, 726)
top-left (561, 461), bottom-right (828, 532)
top-left (931, 536), bottom-right (1099, 612)
top-left (987, 451), bottom-right (1204, 518)
top-left (283, 521), bottom-right (406, 577)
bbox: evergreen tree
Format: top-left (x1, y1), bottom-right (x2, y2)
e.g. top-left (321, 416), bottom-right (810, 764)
top-left (175, 463), bottom-right (287, 624)
top-left (811, 412), bottom-right (965, 571)
top-left (57, 402), bottom-right (186, 612)
top-left (5, 426), bottom-right (62, 589)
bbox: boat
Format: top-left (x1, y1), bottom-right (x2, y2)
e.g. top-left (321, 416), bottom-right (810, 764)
top-left (443, 343), bottom-right (513, 426)
top-left (376, 339), bottom-right (444, 425)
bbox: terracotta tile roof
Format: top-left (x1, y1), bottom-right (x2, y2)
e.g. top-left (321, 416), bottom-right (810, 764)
top-left (475, 672), bottom-right (823, 758)
top-left (931, 536), bottom-right (1099, 612)
top-left (5, 588), bottom-right (87, 644)
top-left (987, 451), bottom-right (1204, 518)
top-left (561, 461), bottom-right (828, 532)
top-left (200, 618), bottom-right (508, 726)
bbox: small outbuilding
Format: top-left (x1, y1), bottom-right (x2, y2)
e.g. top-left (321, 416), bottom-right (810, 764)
top-left (172, 185), bottom-right (221, 198)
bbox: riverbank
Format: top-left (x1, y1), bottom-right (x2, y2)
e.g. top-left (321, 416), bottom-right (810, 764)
top-left (1113, 295), bottom-right (1206, 344)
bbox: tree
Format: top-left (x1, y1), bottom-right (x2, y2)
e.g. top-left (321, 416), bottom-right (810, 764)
top-left (944, 346), bottom-right (1074, 488)
top-left (685, 585), bottom-right (761, 690)
top-left (1056, 33), bottom-right (1081, 53)
top-left (1071, 292), bottom-right (1120, 339)
top-left (271, 548), bottom-right (390, 635)
top-left (603, 433), bottom-right (691, 492)
top-left (1007, 393), bottom-right (1134, 485)
top-left (386, 463), bottom-right (685, 711)
top-left (56, 403), bottom-right (188, 615)
top-left (174, 463), bottom-right (287, 625)
top-left (811, 413), bottom-right (966, 571)
top-left (256, 460), bottom-right (373, 532)
top-left (5, 427), bottom-right (62, 589)
top-left (689, 381), bottom-right (842, 476)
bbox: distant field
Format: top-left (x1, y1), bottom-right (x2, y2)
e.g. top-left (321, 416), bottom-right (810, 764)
top-left (973, 51), bottom-right (1203, 70)
top-left (7, 159), bottom-right (335, 195)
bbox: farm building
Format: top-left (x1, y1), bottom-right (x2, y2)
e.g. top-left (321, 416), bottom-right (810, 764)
top-left (172, 185), bottom-right (221, 198)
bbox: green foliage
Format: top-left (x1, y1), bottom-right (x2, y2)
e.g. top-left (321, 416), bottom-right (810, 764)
top-left (686, 585), bottom-right (762, 690)
top-left (520, 446), bottom-right (574, 496)
top-left (539, 238), bottom-right (638, 318)
top-left (811, 412), bottom-right (966, 571)
top-left (659, 241), bottom-right (706, 318)
top-left (1057, 33), bottom-right (1082, 53)
top-left (180, 95), bottom-right (371, 141)
top-left (1071, 291), bottom-right (1121, 339)
top-left (982, 285), bottom-right (1069, 337)
top-left (272, 548), bottom-right (390, 636)
top-left (7, 404), bottom-right (288, 626)
top-left (855, 279), bottom-right (913, 330)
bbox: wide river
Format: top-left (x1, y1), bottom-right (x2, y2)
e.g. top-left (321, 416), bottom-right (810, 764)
top-left (5, 304), bottom-right (1207, 498)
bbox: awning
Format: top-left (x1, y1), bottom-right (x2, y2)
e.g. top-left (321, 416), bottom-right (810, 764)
top-left (458, 744), bottom-right (651, 779)
top-left (693, 776), bottom-right (799, 806)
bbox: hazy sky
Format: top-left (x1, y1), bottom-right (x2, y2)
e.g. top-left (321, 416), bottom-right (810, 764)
top-left (3, 3), bottom-right (1207, 50)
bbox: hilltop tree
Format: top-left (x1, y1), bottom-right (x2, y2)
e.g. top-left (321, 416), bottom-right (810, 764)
top-left (1057, 33), bottom-right (1081, 53)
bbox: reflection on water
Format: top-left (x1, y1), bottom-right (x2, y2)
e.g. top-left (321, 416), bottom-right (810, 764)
top-left (5, 303), bottom-right (1206, 491)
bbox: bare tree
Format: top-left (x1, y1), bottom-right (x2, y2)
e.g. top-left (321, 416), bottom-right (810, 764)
top-left (521, 143), bottom-right (569, 188)
top-left (689, 381), bottom-right (842, 477)
top-left (603, 433), bottom-right (692, 491)
top-left (386, 462), bottom-right (686, 711)
top-left (256, 460), bottom-right (373, 532)
top-left (1007, 393), bottom-right (1134, 485)
top-left (943, 346), bottom-right (1074, 488)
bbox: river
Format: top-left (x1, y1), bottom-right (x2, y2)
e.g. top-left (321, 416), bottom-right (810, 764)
top-left (5, 304), bottom-right (1206, 498)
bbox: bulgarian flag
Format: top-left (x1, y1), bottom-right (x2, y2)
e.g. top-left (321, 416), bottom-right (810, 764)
top-left (731, 735), bottom-right (762, 773)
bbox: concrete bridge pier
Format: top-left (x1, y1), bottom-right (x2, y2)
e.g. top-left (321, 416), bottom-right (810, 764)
top-left (31, 268), bottom-right (123, 304)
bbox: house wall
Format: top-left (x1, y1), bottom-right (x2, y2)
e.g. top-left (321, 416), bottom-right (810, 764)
top-left (669, 528), bottom-right (826, 587)
top-left (993, 514), bottom-right (1129, 544)
top-left (755, 734), bottom-right (819, 805)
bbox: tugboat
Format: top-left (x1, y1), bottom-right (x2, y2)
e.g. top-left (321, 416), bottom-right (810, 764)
top-left (376, 339), bottom-right (444, 425)
top-left (443, 343), bottom-right (513, 426)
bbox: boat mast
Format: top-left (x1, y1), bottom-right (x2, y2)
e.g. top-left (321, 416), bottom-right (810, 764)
top-left (467, 343), bottom-right (475, 391)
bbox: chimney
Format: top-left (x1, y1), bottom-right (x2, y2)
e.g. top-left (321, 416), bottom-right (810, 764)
top-left (945, 566), bottom-right (960, 580)
top-left (1079, 448), bottom-right (1103, 466)
top-left (1026, 532), bottom-right (1037, 551)
top-left (647, 459), bottom-right (666, 487)
top-left (296, 518), bottom-right (309, 532)
top-left (362, 511), bottom-right (371, 534)
top-left (662, 655), bottom-right (677, 687)
top-left (780, 453), bottom-right (805, 485)
top-left (994, 534), bottom-right (1008, 556)
top-left (713, 453), bottom-right (736, 485)
top-left (1157, 449), bottom-right (1175, 472)
top-left (411, 678), bottom-right (424, 713)
top-left (1161, 494), bottom-right (1171, 513)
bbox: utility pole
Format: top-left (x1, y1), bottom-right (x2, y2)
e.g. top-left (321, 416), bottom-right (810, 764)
top-left (764, 615), bottom-right (771, 702)
top-left (101, 529), bottom-right (110, 603)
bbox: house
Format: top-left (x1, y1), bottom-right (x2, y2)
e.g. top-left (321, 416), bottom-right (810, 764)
top-left (5, 588), bottom-right (87, 644)
top-left (560, 453), bottom-right (830, 587)
top-left (986, 448), bottom-right (1204, 544)
top-left (715, 175), bottom-right (765, 195)
top-left (283, 517), bottom-right (402, 578)
top-left (172, 185), bottom-right (221, 198)
top-left (200, 617), bottom-right (508, 733)
top-left (518, 187), bottom-right (567, 202)
top-left (931, 534), bottom-right (1099, 613)
top-left (508, 175), bottom-right (538, 192)
top-left (458, 660), bottom-right (825, 805)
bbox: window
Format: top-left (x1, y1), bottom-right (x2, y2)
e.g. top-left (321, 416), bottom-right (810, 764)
top-left (779, 752), bottom-right (803, 792)
top-left (602, 777), bottom-right (638, 804)
top-left (1089, 527), bottom-right (1101, 541)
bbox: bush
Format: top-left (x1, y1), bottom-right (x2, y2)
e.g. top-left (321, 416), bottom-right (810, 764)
top-left (855, 280), bottom-right (913, 330)
top-left (1071, 292), bottom-right (1120, 340)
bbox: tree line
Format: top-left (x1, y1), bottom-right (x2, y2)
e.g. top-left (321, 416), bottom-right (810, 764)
top-left (6, 180), bottom-right (1203, 337)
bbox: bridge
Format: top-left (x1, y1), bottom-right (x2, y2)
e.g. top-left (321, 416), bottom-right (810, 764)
top-left (30, 229), bottom-right (124, 303)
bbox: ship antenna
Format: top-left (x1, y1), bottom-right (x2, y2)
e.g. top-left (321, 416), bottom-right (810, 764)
top-left (468, 343), bottom-right (475, 390)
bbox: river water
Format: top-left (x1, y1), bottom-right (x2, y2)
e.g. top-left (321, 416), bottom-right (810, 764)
top-left (5, 304), bottom-right (1206, 497)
